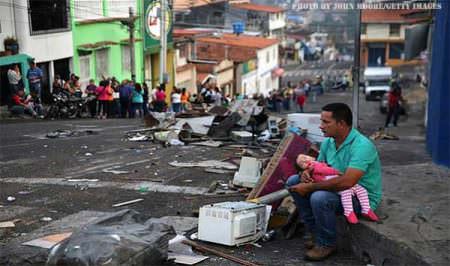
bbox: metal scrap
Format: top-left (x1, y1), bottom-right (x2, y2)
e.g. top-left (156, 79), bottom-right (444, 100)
top-left (169, 160), bottom-right (238, 170)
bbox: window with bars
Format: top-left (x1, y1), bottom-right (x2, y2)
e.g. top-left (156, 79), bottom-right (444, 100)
top-left (121, 45), bottom-right (131, 74)
top-left (389, 24), bottom-right (400, 37)
top-left (389, 43), bottom-right (404, 59)
top-left (79, 55), bottom-right (91, 87)
top-left (29, 0), bottom-right (69, 34)
top-left (95, 48), bottom-right (109, 80)
top-left (73, 0), bottom-right (103, 21)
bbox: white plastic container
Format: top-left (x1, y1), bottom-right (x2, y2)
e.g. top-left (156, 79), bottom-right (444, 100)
top-left (233, 157), bottom-right (262, 188)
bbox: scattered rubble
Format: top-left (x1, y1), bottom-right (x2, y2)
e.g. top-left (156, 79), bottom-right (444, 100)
top-left (0, 220), bottom-right (20, 228)
top-left (370, 128), bottom-right (400, 140)
top-left (7, 196), bottom-right (16, 202)
top-left (46, 129), bottom-right (99, 139)
top-left (40, 217), bottom-right (53, 222)
top-left (112, 198), bottom-right (144, 207)
top-left (169, 160), bottom-right (238, 170)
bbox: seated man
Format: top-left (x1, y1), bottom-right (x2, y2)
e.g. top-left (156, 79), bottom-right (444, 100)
top-left (10, 89), bottom-right (43, 118)
top-left (287, 103), bottom-right (382, 261)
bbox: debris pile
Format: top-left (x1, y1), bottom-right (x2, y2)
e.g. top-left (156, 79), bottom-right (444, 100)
top-left (370, 128), bottom-right (400, 140)
top-left (124, 100), bottom-right (293, 148)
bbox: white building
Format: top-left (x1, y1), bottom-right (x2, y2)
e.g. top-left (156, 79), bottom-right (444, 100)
top-left (230, 2), bottom-right (287, 45)
top-left (256, 43), bottom-right (280, 96)
top-left (0, 0), bottom-right (73, 101)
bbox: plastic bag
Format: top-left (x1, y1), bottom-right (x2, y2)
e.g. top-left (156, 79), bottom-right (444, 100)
top-left (47, 210), bottom-right (175, 266)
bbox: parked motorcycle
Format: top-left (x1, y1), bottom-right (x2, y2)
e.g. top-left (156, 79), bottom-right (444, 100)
top-left (45, 91), bottom-right (96, 119)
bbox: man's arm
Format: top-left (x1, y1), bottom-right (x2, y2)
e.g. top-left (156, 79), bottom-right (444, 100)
top-left (290, 167), bottom-right (364, 196)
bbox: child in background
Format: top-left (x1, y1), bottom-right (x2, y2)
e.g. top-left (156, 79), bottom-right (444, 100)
top-left (131, 83), bottom-right (144, 118)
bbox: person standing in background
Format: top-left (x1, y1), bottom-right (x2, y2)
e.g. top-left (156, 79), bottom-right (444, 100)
top-left (131, 83), bottom-right (144, 118)
top-left (180, 88), bottom-right (190, 112)
top-left (119, 80), bottom-right (132, 118)
top-left (27, 60), bottom-right (43, 100)
top-left (142, 82), bottom-right (150, 115)
top-left (171, 87), bottom-right (182, 113)
top-left (7, 64), bottom-right (22, 107)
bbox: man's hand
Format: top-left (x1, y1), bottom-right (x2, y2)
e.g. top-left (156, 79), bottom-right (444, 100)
top-left (289, 183), bottom-right (314, 197)
top-left (301, 165), bottom-right (314, 183)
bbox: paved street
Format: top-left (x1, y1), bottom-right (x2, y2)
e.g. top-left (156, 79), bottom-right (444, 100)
top-left (0, 86), bottom-right (430, 265)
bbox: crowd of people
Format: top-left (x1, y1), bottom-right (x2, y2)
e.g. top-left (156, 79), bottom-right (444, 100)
top-left (48, 77), bottom-right (236, 119)
top-left (267, 78), bottom-right (322, 114)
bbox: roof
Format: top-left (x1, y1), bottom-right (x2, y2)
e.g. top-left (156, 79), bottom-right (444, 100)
top-left (174, 0), bottom-right (228, 12)
top-left (231, 3), bottom-right (285, 13)
top-left (362, 10), bottom-right (428, 24)
top-left (197, 33), bottom-right (279, 49)
top-left (173, 28), bottom-right (215, 38)
top-left (197, 73), bottom-right (215, 84)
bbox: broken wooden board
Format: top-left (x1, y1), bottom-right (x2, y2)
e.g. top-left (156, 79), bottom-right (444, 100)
top-left (247, 134), bottom-right (311, 208)
top-left (191, 140), bottom-right (224, 147)
top-left (22, 232), bottom-right (72, 249)
top-left (0, 220), bottom-right (18, 228)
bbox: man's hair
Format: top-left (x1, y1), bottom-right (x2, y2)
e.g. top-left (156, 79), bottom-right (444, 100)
top-left (322, 103), bottom-right (353, 127)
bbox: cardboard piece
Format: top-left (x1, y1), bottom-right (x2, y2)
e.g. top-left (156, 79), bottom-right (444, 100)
top-left (0, 221), bottom-right (16, 228)
top-left (247, 134), bottom-right (311, 208)
top-left (22, 232), bottom-right (72, 249)
top-left (172, 116), bottom-right (216, 136)
top-left (168, 235), bottom-right (209, 265)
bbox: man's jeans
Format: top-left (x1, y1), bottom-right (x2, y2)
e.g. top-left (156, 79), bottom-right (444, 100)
top-left (286, 174), bottom-right (361, 247)
top-left (30, 82), bottom-right (41, 99)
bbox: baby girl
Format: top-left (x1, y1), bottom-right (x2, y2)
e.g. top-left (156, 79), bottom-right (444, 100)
top-left (296, 154), bottom-right (379, 224)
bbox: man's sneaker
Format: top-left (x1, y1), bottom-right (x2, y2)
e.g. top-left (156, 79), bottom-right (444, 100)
top-left (304, 245), bottom-right (336, 261)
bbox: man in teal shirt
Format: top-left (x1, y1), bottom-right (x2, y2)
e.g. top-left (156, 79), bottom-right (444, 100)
top-left (287, 103), bottom-right (382, 261)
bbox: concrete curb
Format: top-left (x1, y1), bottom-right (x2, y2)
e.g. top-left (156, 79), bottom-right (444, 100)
top-left (338, 218), bottom-right (431, 266)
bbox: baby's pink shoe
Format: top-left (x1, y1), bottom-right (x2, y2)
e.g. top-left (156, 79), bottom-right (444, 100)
top-left (362, 210), bottom-right (379, 222)
top-left (346, 212), bottom-right (358, 224)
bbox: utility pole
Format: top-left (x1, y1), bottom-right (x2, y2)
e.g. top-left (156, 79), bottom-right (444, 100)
top-left (121, 7), bottom-right (137, 82)
top-left (352, 0), bottom-right (361, 128)
top-left (159, 0), bottom-right (167, 87)
top-left (129, 7), bottom-right (136, 82)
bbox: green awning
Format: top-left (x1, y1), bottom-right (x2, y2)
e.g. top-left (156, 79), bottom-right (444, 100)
top-left (0, 53), bottom-right (32, 67)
